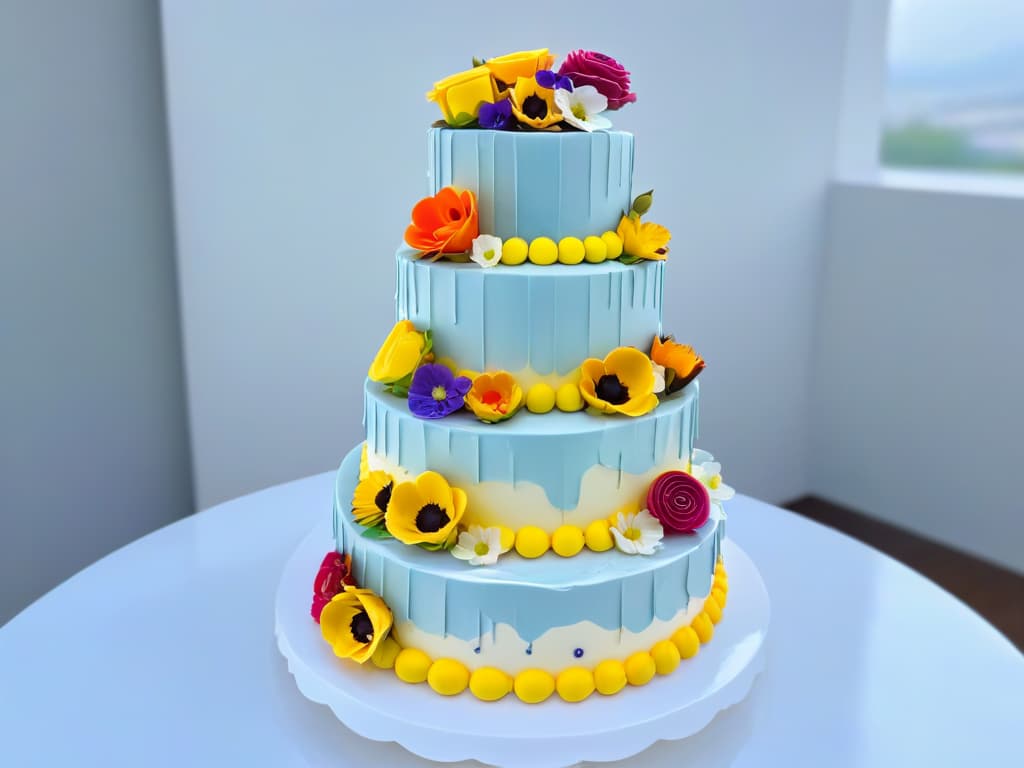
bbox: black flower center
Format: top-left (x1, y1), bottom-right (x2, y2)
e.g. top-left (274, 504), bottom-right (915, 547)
top-left (596, 374), bottom-right (630, 405)
top-left (494, 77), bottom-right (508, 92)
top-left (374, 482), bottom-right (393, 513)
top-left (350, 610), bottom-right (374, 643)
top-left (416, 502), bottom-right (450, 533)
top-left (523, 94), bottom-right (548, 120)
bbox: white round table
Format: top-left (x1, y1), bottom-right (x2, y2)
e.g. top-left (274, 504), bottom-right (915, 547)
top-left (2, 472), bottom-right (1022, 767)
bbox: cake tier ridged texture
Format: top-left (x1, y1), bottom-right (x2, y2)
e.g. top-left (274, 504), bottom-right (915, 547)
top-left (364, 379), bottom-right (698, 530)
top-left (395, 249), bottom-right (665, 387)
top-left (427, 128), bottom-right (634, 241)
top-left (335, 447), bottom-right (723, 673)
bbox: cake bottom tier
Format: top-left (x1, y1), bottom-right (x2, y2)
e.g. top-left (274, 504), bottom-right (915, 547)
top-left (332, 445), bottom-right (727, 691)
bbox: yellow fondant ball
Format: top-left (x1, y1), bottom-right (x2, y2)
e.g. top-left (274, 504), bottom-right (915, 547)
top-left (498, 526), bottom-right (516, 553)
top-left (624, 651), bottom-right (657, 687)
top-left (704, 594), bottom-right (723, 624)
top-left (711, 586), bottom-right (728, 609)
top-left (514, 669), bottom-right (556, 704)
top-left (601, 231), bottom-right (624, 260)
top-left (528, 237), bottom-right (558, 265)
top-left (501, 237), bottom-right (529, 265)
top-left (551, 525), bottom-right (585, 558)
top-left (427, 658), bottom-right (470, 696)
top-left (584, 519), bottom-right (614, 552)
top-left (515, 526), bottom-right (550, 559)
top-left (692, 613), bottom-right (714, 644)
top-left (469, 667), bottom-right (513, 701)
top-left (651, 639), bottom-right (681, 676)
top-left (714, 575), bottom-right (729, 594)
top-left (394, 648), bottom-right (432, 684)
top-left (671, 626), bottom-right (701, 659)
top-left (583, 235), bottom-right (608, 263)
top-left (370, 636), bottom-right (401, 669)
top-left (594, 659), bottom-right (627, 695)
top-left (557, 237), bottom-right (586, 265)
top-left (715, 559), bottom-right (726, 576)
top-left (526, 382), bottom-right (556, 414)
top-left (555, 382), bottom-right (584, 412)
top-left (556, 667), bottom-right (595, 702)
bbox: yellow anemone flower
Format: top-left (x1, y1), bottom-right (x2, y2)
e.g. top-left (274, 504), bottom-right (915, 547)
top-left (465, 371), bottom-right (524, 423)
top-left (616, 215), bottom-right (671, 261)
top-left (579, 347), bottom-right (659, 417)
top-left (484, 49), bottom-right (555, 94)
top-left (368, 320), bottom-right (429, 385)
top-left (509, 76), bottom-right (562, 130)
top-left (650, 336), bottom-right (705, 394)
top-left (320, 586), bottom-right (393, 664)
top-left (426, 65), bottom-right (498, 127)
top-left (351, 470), bottom-right (394, 527)
top-left (385, 471), bottom-right (467, 547)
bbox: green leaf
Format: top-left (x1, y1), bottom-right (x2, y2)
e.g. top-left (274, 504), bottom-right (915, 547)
top-left (631, 189), bottom-right (654, 216)
top-left (618, 254), bottom-right (643, 265)
top-left (361, 524), bottom-right (394, 540)
top-left (472, 56), bottom-right (485, 68)
top-left (418, 539), bottom-right (453, 552)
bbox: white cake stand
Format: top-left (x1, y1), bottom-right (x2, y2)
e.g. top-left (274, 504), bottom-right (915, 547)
top-left (275, 519), bottom-right (770, 768)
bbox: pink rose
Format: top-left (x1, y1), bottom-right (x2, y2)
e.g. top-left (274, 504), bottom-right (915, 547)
top-left (647, 471), bottom-right (710, 534)
top-left (310, 551), bottom-right (354, 623)
top-left (558, 50), bottom-right (636, 110)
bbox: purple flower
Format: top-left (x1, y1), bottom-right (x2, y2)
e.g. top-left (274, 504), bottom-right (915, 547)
top-left (557, 50), bottom-right (636, 110)
top-left (408, 364), bottom-right (472, 419)
top-left (479, 99), bottom-right (514, 130)
top-left (535, 69), bottom-right (573, 91)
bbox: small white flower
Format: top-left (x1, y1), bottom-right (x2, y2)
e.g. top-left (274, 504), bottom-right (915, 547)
top-left (652, 361), bottom-right (666, 394)
top-left (690, 449), bottom-right (736, 502)
top-left (553, 85), bottom-right (612, 132)
top-left (610, 510), bottom-right (664, 555)
top-left (471, 235), bottom-right (503, 268)
top-left (451, 525), bottom-right (503, 566)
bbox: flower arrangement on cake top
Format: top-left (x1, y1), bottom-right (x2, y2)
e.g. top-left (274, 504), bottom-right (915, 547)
top-left (427, 49), bottom-right (636, 131)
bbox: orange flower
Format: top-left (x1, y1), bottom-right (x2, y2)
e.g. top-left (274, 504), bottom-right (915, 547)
top-left (465, 371), bottom-right (524, 423)
top-left (650, 337), bottom-right (705, 394)
top-left (404, 186), bottom-right (479, 260)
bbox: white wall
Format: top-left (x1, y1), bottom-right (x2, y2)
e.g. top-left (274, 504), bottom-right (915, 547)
top-left (163, 0), bottom-right (854, 510)
top-left (0, 1), bottom-right (193, 624)
top-left (811, 181), bottom-right (1024, 573)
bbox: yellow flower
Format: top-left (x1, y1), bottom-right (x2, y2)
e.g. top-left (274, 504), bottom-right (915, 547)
top-left (385, 471), bottom-right (467, 547)
top-left (351, 470), bottom-right (393, 527)
top-left (320, 586), bottom-right (394, 664)
top-left (465, 371), bottom-right (524, 423)
top-left (484, 49), bottom-right (555, 94)
top-left (509, 76), bottom-right (562, 130)
top-left (426, 66), bottom-right (499, 127)
top-left (368, 320), bottom-right (430, 385)
top-left (579, 347), bottom-right (659, 417)
top-left (650, 336), bottom-right (705, 394)
top-left (616, 215), bottom-right (671, 261)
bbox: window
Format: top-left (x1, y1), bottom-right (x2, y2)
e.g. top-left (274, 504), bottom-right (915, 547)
top-left (882, 0), bottom-right (1024, 175)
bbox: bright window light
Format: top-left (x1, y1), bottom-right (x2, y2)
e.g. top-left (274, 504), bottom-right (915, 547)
top-left (882, 0), bottom-right (1024, 175)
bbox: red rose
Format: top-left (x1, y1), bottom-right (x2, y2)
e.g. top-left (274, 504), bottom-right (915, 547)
top-left (647, 471), bottom-right (710, 534)
top-left (310, 551), bottom-right (353, 623)
top-left (558, 50), bottom-right (636, 110)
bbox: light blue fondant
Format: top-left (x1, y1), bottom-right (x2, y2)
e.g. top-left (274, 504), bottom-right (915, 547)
top-left (428, 128), bottom-right (634, 241)
top-left (333, 446), bottom-right (722, 643)
top-left (363, 377), bottom-right (699, 512)
top-left (395, 249), bottom-right (665, 376)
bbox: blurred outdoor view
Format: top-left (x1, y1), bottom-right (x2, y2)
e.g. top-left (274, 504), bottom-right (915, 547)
top-left (884, 0), bottom-right (1024, 174)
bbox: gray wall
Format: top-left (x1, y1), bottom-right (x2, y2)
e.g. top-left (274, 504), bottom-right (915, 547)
top-left (0, 0), bottom-right (193, 624)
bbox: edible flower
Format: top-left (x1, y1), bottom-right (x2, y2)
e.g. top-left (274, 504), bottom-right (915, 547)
top-left (579, 347), bottom-right (659, 417)
top-left (368, 320), bottom-right (431, 389)
top-left (535, 69), bottom-right (573, 91)
top-left (310, 551), bottom-right (354, 623)
top-left (617, 214), bottom-right (670, 261)
top-left (557, 50), bottom-right (636, 110)
top-left (471, 234), bottom-right (503, 268)
top-left (483, 48), bottom-right (555, 94)
top-left (451, 524), bottom-right (509, 566)
top-left (320, 585), bottom-right (393, 664)
top-left (386, 470), bottom-right (467, 548)
top-left (690, 449), bottom-right (736, 503)
top-left (426, 65), bottom-right (498, 127)
top-left (650, 336), bottom-right (705, 394)
top-left (647, 470), bottom-right (710, 534)
top-left (610, 510), bottom-right (664, 555)
top-left (404, 186), bottom-right (479, 259)
top-left (408, 363), bottom-right (472, 419)
top-left (465, 371), bottom-right (524, 423)
top-left (509, 76), bottom-right (562, 130)
top-left (478, 98), bottom-right (514, 130)
top-left (351, 470), bottom-right (394, 527)
top-left (553, 85), bottom-right (611, 132)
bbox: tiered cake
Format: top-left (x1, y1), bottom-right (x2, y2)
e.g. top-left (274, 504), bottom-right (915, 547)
top-left (309, 49), bottom-right (735, 705)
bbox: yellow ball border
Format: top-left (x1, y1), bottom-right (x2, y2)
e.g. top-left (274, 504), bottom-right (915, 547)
top-left (499, 231), bottom-right (625, 267)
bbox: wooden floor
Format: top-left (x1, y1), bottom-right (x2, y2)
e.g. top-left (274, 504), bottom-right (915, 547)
top-left (786, 496), bottom-right (1024, 651)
